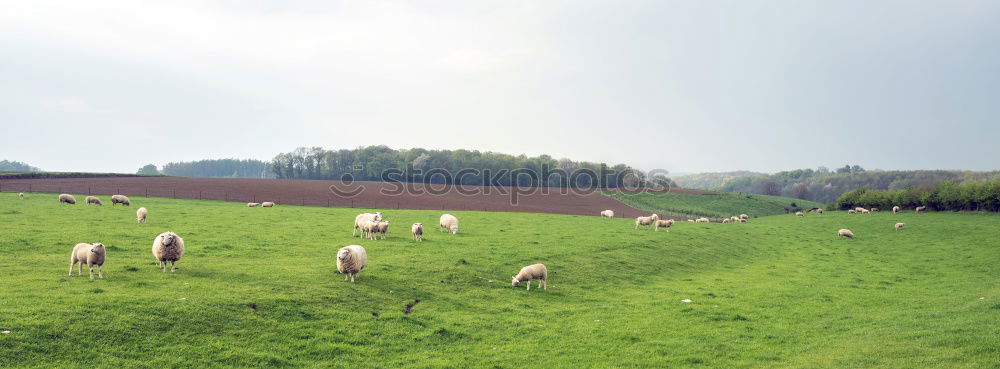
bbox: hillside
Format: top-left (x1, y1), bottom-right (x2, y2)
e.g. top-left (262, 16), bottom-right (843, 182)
top-left (670, 171), bottom-right (767, 190)
top-left (1, 193), bottom-right (996, 367)
top-left (604, 191), bottom-right (824, 219)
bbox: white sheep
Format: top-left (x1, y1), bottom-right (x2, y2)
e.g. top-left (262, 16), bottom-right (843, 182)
top-left (59, 194), bottom-right (76, 204)
top-left (375, 220), bottom-right (390, 240)
top-left (916, 206), bottom-right (926, 213)
top-left (512, 264), bottom-right (547, 291)
top-left (247, 202), bottom-right (260, 207)
top-left (848, 210), bottom-right (856, 214)
top-left (411, 223), bottom-right (423, 242)
top-left (739, 218), bottom-right (747, 223)
top-left (892, 206), bottom-right (900, 214)
top-left (722, 218), bottom-right (730, 224)
top-left (871, 207), bottom-right (879, 212)
top-left (695, 217), bottom-right (710, 223)
top-left (895, 222), bottom-right (905, 231)
top-left (600, 210), bottom-right (615, 218)
top-left (655, 219), bottom-right (674, 231)
top-left (85, 196), bottom-right (103, 206)
top-left (795, 211), bottom-right (804, 217)
top-left (439, 214), bottom-right (459, 234)
top-left (634, 214), bottom-right (660, 229)
top-left (136, 207), bottom-right (148, 223)
top-left (337, 245), bottom-right (367, 282)
top-left (261, 202), bottom-right (275, 207)
top-left (860, 208), bottom-right (870, 214)
top-left (69, 242), bottom-right (106, 280)
top-left (731, 216), bottom-right (740, 222)
top-left (361, 220), bottom-right (379, 240)
top-left (152, 232), bottom-right (185, 272)
top-left (817, 208), bottom-right (824, 215)
top-left (19, 192), bottom-right (24, 199)
top-left (838, 229), bottom-right (855, 239)
top-left (111, 195), bottom-right (130, 206)
top-left (353, 212), bottom-right (383, 237)
top-left (687, 219), bottom-right (695, 222)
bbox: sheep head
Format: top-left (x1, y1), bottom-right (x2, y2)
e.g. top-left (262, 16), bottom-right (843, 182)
top-left (91, 243), bottom-right (105, 253)
top-left (511, 276), bottom-right (520, 287)
top-left (161, 233), bottom-right (176, 247)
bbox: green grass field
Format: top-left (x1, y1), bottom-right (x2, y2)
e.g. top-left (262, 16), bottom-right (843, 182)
top-left (1, 193), bottom-right (997, 368)
top-left (606, 191), bottom-right (825, 219)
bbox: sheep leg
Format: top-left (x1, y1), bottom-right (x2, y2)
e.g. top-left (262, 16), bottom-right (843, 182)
top-left (88, 263), bottom-right (94, 280)
top-left (526, 280), bottom-right (531, 291)
top-left (350, 274), bottom-right (355, 283)
top-left (78, 262), bottom-right (83, 275)
top-left (543, 279), bottom-right (547, 290)
top-left (98, 265), bottom-right (103, 279)
top-left (344, 274), bottom-right (350, 281)
top-left (69, 260), bottom-right (76, 276)
top-left (170, 261), bottom-right (176, 272)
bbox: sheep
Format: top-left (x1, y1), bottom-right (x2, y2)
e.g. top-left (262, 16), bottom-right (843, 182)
top-left (739, 218), bottom-right (747, 223)
top-left (111, 195), bottom-right (130, 206)
top-left (353, 212), bottom-right (383, 237)
top-left (795, 211), bottom-right (804, 217)
top-left (511, 264), bottom-right (547, 291)
top-left (58, 194), bottom-right (76, 204)
top-left (19, 192), bottom-right (24, 199)
top-left (860, 208), bottom-right (870, 214)
top-left (695, 217), bottom-right (710, 223)
top-left (871, 207), bottom-right (879, 212)
top-left (816, 208), bottom-right (824, 215)
top-left (261, 202), bottom-right (275, 207)
top-left (722, 219), bottom-right (730, 224)
top-left (848, 210), bottom-right (856, 214)
top-left (375, 220), bottom-right (390, 240)
top-left (731, 216), bottom-right (740, 222)
top-left (85, 196), bottom-right (102, 206)
top-left (655, 219), bottom-right (674, 231)
top-left (600, 210), bottom-right (615, 218)
top-left (838, 229), bottom-right (854, 239)
top-left (439, 214), bottom-right (459, 234)
top-left (739, 214), bottom-right (749, 220)
top-left (247, 202), bottom-right (260, 207)
top-left (916, 206), bottom-right (926, 213)
top-left (634, 214), bottom-right (660, 229)
top-left (336, 245), bottom-right (367, 282)
top-left (152, 232), bottom-right (185, 272)
top-left (361, 220), bottom-right (380, 240)
top-left (411, 223), bottom-right (423, 242)
top-left (895, 222), bottom-right (905, 231)
top-left (136, 207), bottom-right (148, 223)
top-left (69, 243), bottom-right (106, 280)
top-left (687, 219), bottom-right (695, 222)
top-left (892, 206), bottom-right (900, 214)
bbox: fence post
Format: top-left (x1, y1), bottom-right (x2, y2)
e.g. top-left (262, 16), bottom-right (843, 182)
top-left (351, 200), bottom-right (354, 208)
top-left (28, 184), bottom-right (31, 193)
top-left (145, 187), bottom-right (148, 197)
top-left (173, 190), bottom-right (176, 198)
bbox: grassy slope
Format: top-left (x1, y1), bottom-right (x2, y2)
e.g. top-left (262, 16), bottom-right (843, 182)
top-left (605, 191), bottom-right (825, 219)
top-left (0, 193), bottom-right (997, 368)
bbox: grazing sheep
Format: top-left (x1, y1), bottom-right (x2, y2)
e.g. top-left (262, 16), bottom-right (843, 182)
top-left (855, 207), bottom-right (865, 212)
top-left (439, 214), bottom-right (459, 234)
top-left (795, 211), bottom-right (804, 217)
top-left (739, 214), bottom-right (749, 220)
top-left (353, 212), bottom-right (383, 237)
top-left (722, 218), bottom-right (730, 224)
top-left (655, 219), bottom-right (674, 231)
top-left (85, 196), bottom-right (103, 206)
top-left (871, 208), bottom-right (879, 212)
top-left (261, 202), bottom-right (275, 207)
top-left (600, 210), bottom-right (615, 218)
top-left (895, 222), bottom-right (905, 231)
top-left (19, 192), bottom-right (24, 199)
top-left (892, 206), bottom-right (900, 214)
top-left (58, 194), bottom-right (76, 204)
top-left (136, 207), bottom-right (148, 223)
top-left (111, 195), bottom-right (130, 206)
top-left (817, 208), bottom-right (824, 215)
top-left (695, 217), bottom-right (710, 223)
top-left (739, 218), bottom-right (747, 223)
top-left (375, 220), bottom-right (390, 240)
top-left (336, 245), bottom-right (367, 282)
top-left (848, 210), bottom-right (856, 214)
top-left (860, 208), bottom-right (870, 214)
top-left (731, 216), bottom-right (740, 222)
top-left (247, 202), bottom-right (260, 207)
top-left (512, 264), bottom-right (547, 291)
top-left (916, 206), bottom-right (926, 213)
top-left (411, 223), bottom-right (423, 242)
top-left (69, 243), bottom-right (106, 280)
top-left (152, 232), bottom-right (185, 272)
top-left (838, 229), bottom-right (855, 239)
top-left (635, 214), bottom-right (660, 229)
top-left (361, 220), bottom-right (379, 240)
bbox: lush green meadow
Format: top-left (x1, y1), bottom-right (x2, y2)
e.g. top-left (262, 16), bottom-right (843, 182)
top-left (606, 191), bottom-right (825, 219)
top-left (0, 193), bottom-right (997, 368)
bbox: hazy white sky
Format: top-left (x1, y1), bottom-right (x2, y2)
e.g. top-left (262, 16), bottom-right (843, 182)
top-left (2, 0), bottom-right (998, 174)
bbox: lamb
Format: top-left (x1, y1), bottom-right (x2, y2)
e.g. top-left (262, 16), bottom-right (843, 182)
top-left (361, 220), bottom-right (380, 240)
top-left (375, 220), bottom-right (390, 240)
top-left (895, 223), bottom-right (905, 231)
top-left (353, 212), bottom-right (383, 237)
top-left (634, 214), bottom-right (659, 229)
top-left (739, 214), bottom-right (749, 220)
top-left (722, 218), bottom-right (730, 224)
top-left (855, 207), bottom-right (866, 213)
top-left (838, 229), bottom-right (855, 239)
top-left (152, 231), bottom-right (185, 272)
top-left (859, 208), bottom-right (870, 214)
top-left (892, 206), bottom-right (900, 214)
top-left (69, 242), bottom-right (106, 280)
top-left (731, 216), bottom-right (740, 222)
top-left (848, 210), bottom-right (856, 214)
top-left (600, 210), bottom-right (615, 218)
top-left (871, 208), bottom-right (879, 212)
top-left (58, 194), bottom-right (76, 204)
top-left (915, 206), bottom-right (926, 213)
top-left (111, 195), bottom-right (130, 206)
top-left (136, 207), bottom-right (148, 223)
top-left (411, 223), bottom-right (423, 242)
top-left (439, 214), bottom-right (459, 234)
top-left (795, 211), bottom-right (804, 217)
top-left (19, 192), bottom-right (24, 199)
top-left (695, 217), bottom-right (710, 223)
top-left (336, 245), bottom-right (367, 282)
top-left (511, 264), bottom-right (547, 291)
top-left (261, 202), bottom-right (275, 207)
top-left (85, 196), bottom-right (103, 206)
top-left (655, 219), bottom-right (674, 231)
top-left (247, 202), bottom-right (260, 207)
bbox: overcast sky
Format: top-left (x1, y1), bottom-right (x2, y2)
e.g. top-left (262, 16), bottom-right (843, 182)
top-left (2, 0), bottom-right (998, 174)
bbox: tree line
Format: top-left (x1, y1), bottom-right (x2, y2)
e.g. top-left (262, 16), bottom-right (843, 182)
top-left (268, 146), bottom-right (675, 188)
top-left (835, 180), bottom-right (1000, 212)
top-left (0, 160), bottom-right (41, 172)
top-left (159, 159), bottom-right (273, 178)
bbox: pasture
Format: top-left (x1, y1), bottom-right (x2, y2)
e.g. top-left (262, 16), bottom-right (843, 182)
top-left (0, 193), bottom-right (997, 368)
top-left (606, 191), bottom-right (825, 219)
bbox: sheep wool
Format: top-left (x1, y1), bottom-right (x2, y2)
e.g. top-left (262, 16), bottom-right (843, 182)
top-left (838, 229), bottom-right (855, 239)
top-left (248, 202), bottom-right (260, 207)
top-left (439, 214), bottom-right (459, 234)
top-left (512, 264), bottom-right (548, 291)
top-left (655, 219), bottom-right (674, 231)
top-left (600, 210), bottom-right (615, 218)
top-left (59, 194), bottom-right (76, 204)
top-left (261, 202), bottom-right (275, 207)
top-left (69, 243), bottom-right (106, 280)
top-left (634, 214), bottom-right (659, 229)
top-left (337, 245), bottom-right (367, 282)
top-left (411, 223), bottom-right (423, 242)
top-left (136, 207), bottom-right (148, 223)
top-left (19, 192), bottom-right (24, 199)
top-left (915, 206), bottom-right (926, 213)
top-left (353, 212), bottom-right (383, 237)
top-left (111, 195), bottom-right (130, 206)
top-left (85, 196), bottom-right (102, 206)
top-left (152, 232), bottom-right (185, 272)
top-left (895, 223), bottom-right (905, 231)
top-left (892, 206), bottom-right (900, 214)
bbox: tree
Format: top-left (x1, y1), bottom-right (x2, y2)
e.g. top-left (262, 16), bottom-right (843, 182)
top-left (137, 164), bottom-right (159, 175)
